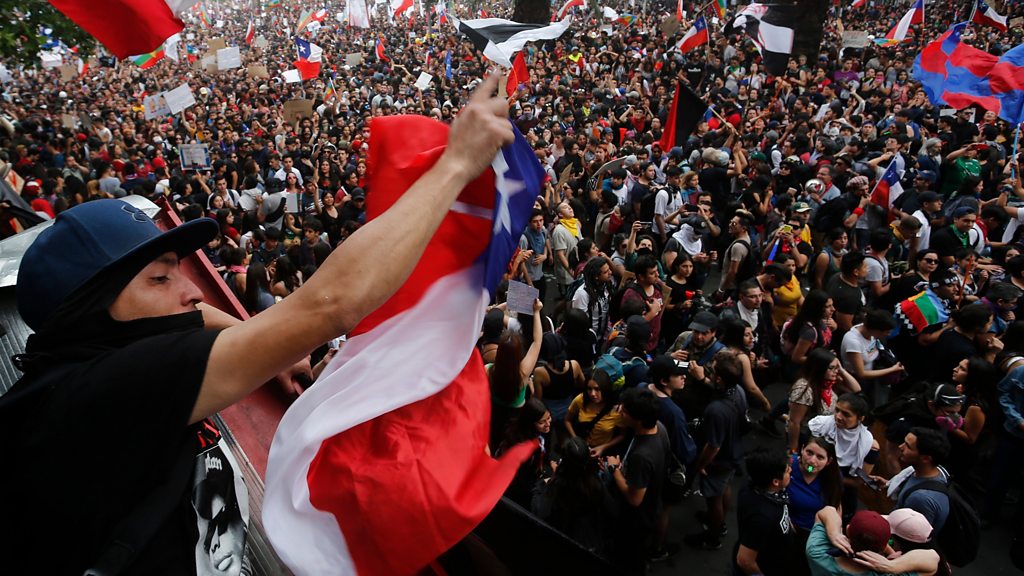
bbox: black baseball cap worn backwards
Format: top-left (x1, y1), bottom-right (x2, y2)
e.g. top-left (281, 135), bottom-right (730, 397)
top-left (17, 199), bottom-right (218, 332)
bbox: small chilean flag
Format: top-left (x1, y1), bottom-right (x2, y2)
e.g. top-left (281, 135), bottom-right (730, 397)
top-left (677, 0), bottom-right (685, 21)
top-left (884, 0), bottom-right (924, 43)
top-left (263, 115), bottom-right (543, 575)
top-left (245, 19), bottom-right (255, 45)
top-left (972, 0), bottom-right (1007, 32)
top-left (675, 15), bottom-right (709, 55)
top-left (48, 0), bottom-right (190, 59)
top-left (391, 0), bottom-right (414, 16)
top-left (869, 158), bottom-right (905, 220)
top-left (375, 38), bottom-right (389, 62)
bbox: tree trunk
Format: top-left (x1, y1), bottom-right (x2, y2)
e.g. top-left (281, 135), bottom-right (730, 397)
top-left (512, 0), bottom-right (551, 24)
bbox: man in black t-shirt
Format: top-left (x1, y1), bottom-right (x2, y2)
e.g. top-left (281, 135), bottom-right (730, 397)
top-left (687, 351), bottom-right (748, 551)
top-left (828, 251), bottom-right (868, 341)
top-left (734, 449), bottom-right (798, 576)
top-left (2, 80), bottom-right (514, 576)
top-left (606, 387), bottom-right (670, 574)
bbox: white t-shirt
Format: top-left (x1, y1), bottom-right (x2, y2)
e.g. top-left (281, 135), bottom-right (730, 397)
top-left (654, 188), bottom-right (682, 234)
top-left (913, 209), bottom-right (932, 250)
top-left (841, 325), bottom-right (880, 373)
top-left (864, 254), bottom-right (889, 286)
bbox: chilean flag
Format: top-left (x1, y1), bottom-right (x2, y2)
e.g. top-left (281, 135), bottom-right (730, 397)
top-left (391, 0), bottom-right (414, 16)
top-left (675, 16), bottom-right (709, 55)
top-left (245, 19), bottom-right (255, 45)
top-left (375, 38), bottom-right (389, 62)
top-left (48, 0), bottom-right (192, 59)
top-left (869, 158), bottom-right (905, 220)
top-left (972, 0), bottom-right (1007, 32)
top-left (294, 37), bottom-right (323, 80)
top-left (263, 115), bottom-right (543, 575)
top-left (507, 51), bottom-right (529, 97)
top-left (677, 0), bottom-right (684, 21)
top-left (556, 0), bottom-right (585, 20)
top-left (851, 0), bottom-right (866, 8)
top-left (884, 0), bottom-right (923, 44)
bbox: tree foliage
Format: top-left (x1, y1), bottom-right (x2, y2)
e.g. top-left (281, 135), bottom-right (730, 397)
top-left (0, 0), bottom-right (96, 66)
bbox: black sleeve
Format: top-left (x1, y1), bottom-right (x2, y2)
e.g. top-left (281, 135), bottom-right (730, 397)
top-left (739, 509), bottom-right (776, 552)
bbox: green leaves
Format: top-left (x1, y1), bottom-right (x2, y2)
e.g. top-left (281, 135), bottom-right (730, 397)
top-left (0, 0), bottom-right (96, 66)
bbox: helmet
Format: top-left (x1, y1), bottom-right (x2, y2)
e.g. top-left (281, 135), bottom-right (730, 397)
top-left (804, 178), bottom-right (825, 195)
top-left (782, 155), bottom-right (802, 166)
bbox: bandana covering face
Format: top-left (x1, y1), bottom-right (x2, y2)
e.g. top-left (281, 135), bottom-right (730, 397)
top-left (559, 217), bottom-right (581, 238)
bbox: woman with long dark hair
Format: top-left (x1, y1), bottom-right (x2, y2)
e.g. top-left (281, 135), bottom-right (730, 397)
top-left (488, 300), bottom-right (543, 449)
top-left (662, 252), bottom-right (701, 346)
top-left (787, 436), bottom-right (843, 534)
top-left (531, 436), bottom-right (616, 554)
top-left (565, 369), bottom-right (623, 457)
top-left (948, 356), bottom-right (999, 482)
top-left (243, 261), bottom-right (275, 314)
top-left (496, 397), bottom-right (553, 507)
top-left (718, 317), bottom-right (772, 411)
top-left (781, 290), bottom-right (836, 369)
top-left (532, 332), bottom-right (585, 429)
top-left (787, 349), bottom-right (859, 454)
top-left (270, 255), bottom-right (302, 299)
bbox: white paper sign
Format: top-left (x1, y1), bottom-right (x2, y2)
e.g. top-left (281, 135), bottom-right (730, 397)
top-left (143, 93), bottom-right (172, 120)
top-left (164, 83), bottom-right (196, 113)
top-left (253, 36), bottom-right (269, 49)
top-left (414, 71), bottom-right (433, 91)
top-left (841, 31), bottom-right (871, 49)
top-left (282, 69), bottom-right (302, 83)
top-left (179, 143), bottom-right (212, 171)
top-left (506, 280), bottom-right (539, 315)
top-left (216, 46), bottom-right (242, 70)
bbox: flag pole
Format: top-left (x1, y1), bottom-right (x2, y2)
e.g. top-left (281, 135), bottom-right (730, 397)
top-left (1012, 122), bottom-right (1022, 181)
top-left (967, 0), bottom-right (979, 26)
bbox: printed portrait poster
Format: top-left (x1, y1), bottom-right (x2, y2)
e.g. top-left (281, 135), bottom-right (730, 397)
top-left (143, 93), bottom-right (172, 120)
top-left (191, 441), bottom-right (250, 576)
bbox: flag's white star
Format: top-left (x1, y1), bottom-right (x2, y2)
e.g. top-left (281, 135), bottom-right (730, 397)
top-left (491, 150), bottom-right (525, 236)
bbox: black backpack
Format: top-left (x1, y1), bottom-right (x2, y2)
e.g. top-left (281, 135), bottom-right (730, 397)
top-left (903, 477), bottom-right (981, 567)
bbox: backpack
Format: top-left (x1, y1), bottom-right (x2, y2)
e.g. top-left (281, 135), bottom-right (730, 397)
top-left (903, 477), bottom-right (981, 567)
top-left (608, 281), bottom-right (643, 323)
top-left (607, 345), bottom-right (648, 389)
top-left (594, 353), bottom-right (626, 391)
top-left (719, 239), bottom-right (761, 285)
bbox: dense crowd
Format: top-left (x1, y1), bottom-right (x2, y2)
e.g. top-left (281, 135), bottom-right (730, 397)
top-left (3, 0), bottom-right (1024, 574)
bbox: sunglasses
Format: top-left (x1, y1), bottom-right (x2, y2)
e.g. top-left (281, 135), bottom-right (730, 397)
top-left (921, 258), bottom-right (939, 264)
top-left (203, 503), bottom-right (240, 552)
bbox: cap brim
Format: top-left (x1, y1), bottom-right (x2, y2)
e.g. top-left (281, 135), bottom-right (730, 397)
top-left (690, 323), bottom-right (712, 332)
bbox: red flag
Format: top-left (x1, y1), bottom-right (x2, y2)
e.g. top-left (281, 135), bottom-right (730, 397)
top-left (506, 51), bottom-right (528, 97)
top-left (245, 19), bottom-right (255, 45)
top-left (48, 0), bottom-right (185, 59)
top-left (294, 59), bottom-right (321, 80)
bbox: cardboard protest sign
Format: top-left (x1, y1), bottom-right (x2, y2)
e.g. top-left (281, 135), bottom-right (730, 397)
top-left (247, 65), bottom-right (270, 79)
top-left (208, 37), bottom-right (227, 51)
top-left (661, 15), bottom-right (680, 36)
top-left (216, 47), bottom-right (242, 70)
top-left (345, 53), bottom-right (364, 66)
top-left (59, 65), bottom-right (77, 81)
top-left (283, 99), bottom-right (314, 126)
top-left (61, 114), bottom-right (77, 129)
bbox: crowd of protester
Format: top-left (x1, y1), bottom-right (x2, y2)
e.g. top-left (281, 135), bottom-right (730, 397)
top-left (3, 0), bottom-right (1024, 574)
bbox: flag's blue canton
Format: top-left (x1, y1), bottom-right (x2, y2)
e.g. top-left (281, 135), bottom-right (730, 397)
top-left (295, 37), bottom-right (313, 59)
top-left (482, 124), bottom-right (545, 296)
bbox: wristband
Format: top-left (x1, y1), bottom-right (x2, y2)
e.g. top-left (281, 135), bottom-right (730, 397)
top-left (853, 207), bottom-right (865, 216)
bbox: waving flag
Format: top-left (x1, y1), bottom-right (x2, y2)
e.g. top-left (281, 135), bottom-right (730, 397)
top-left (883, 0), bottom-right (923, 44)
top-left (164, 32), bottom-right (180, 61)
top-left (48, 0), bottom-right (191, 59)
top-left (132, 45), bottom-right (165, 69)
top-left (451, 16), bottom-right (571, 68)
top-left (895, 288), bottom-right (949, 335)
top-left (348, 0), bottom-right (371, 28)
top-left (913, 23), bottom-right (1024, 123)
top-left (197, 3), bottom-right (212, 28)
top-left (375, 37), bottom-right (389, 62)
top-left (712, 0), bottom-right (728, 19)
top-left (851, 0), bottom-right (866, 7)
top-left (324, 79), bottom-right (337, 102)
top-left (616, 13), bottom-right (637, 26)
top-left (445, 49), bottom-right (452, 79)
top-left (869, 158), bottom-right (905, 220)
top-left (725, 3), bottom-right (797, 76)
top-left (265, 0), bottom-right (282, 6)
top-left (297, 8), bottom-right (328, 31)
top-left (677, 0), bottom-right (685, 21)
top-left (972, 0), bottom-right (1007, 31)
top-left (557, 0), bottom-right (585, 20)
top-left (435, 1), bottom-right (448, 27)
top-left (391, 0), bottom-right (414, 16)
top-left (660, 81), bottom-right (709, 151)
top-left (245, 19), bottom-right (255, 45)
top-left (507, 50), bottom-right (528, 97)
top-left (263, 115), bottom-right (543, 576)
top-left (294, 38), bottom-right (323, 80)
top-left (675, 15), bottom-right (709, 55)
